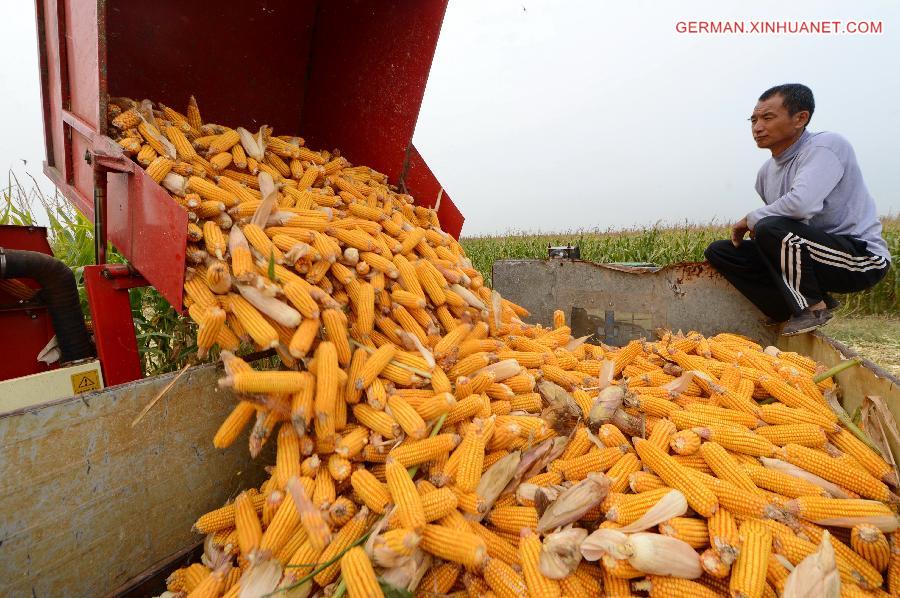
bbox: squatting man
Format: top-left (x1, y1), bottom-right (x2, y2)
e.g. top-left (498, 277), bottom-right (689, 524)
top-left (705, 84), bottom-right (891, 336)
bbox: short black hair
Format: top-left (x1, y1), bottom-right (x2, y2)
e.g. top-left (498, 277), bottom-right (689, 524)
top-left (759, 84), bottom-right (815, 127)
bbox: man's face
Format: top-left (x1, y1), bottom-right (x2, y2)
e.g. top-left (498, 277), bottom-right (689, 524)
top-left (750, 94), bottom-right (809, 150)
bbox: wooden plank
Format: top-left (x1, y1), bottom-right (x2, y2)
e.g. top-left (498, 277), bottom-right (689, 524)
top-left (0, 363), bottom-right (269, 597)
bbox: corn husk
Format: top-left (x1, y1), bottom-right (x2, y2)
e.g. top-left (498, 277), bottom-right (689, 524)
top-left (580, 528), bottom-right (628, 561)
top-left (236, 283), bottom-right (301, 328)
top-left (475, 450), bottom-right (521, 519)
top-left (860, 395), bottom-right (900, 487)
top-left (588, 385), bottom-right (625, 428)
top-left (161, 172), bottom-right (187, 195)
top-left (238, 557), bottom-right (282, 598)
top-left (610, 407), bottom-right (644, 437)
top-left (782, 530), bottom-right (840, 598)
top-left (537, 472), bottom-right (611, 532)
top-left (621, 532), bottom-right (702, 579)
top-left (785, 499), bottom-right (899, 532)
top-left (539, 527), bottom-right (588, 579)
top-left (237, 126), bottom-right (266, 161)
top-left (250, 172), bottom-right (278, 229)
top-left (760, 457), bottom-right (854, 499)
top-left (616, 489), bottom-right (688, 533)
top-left (450, 284), bottom-right (486, 310)
top-left (660, 371), bottom-right (696, 394)
top-left (479, 359), bottom-right (523, 382)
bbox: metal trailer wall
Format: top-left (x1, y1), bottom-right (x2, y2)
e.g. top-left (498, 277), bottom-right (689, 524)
top-left (0, 364), bottom-right (269, 596)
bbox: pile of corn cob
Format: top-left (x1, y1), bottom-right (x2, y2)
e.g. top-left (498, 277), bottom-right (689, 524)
top-left (107, 96), bottom-right (900, 598)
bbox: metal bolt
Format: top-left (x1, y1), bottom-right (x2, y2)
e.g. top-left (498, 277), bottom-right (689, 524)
top-left (84, 150), bottom-right (93, 165)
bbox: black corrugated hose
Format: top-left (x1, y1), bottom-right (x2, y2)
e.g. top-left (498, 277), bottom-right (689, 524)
top-left (0, 248), bottom-right (94, 364)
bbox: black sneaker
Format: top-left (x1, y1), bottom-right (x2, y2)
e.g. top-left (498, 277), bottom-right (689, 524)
top-left (823, 294), bottom-right (841, 313)
top-left (781, 308), bottom-right (833, 336)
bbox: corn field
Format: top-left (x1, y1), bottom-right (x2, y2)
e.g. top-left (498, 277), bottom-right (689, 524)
top-left (461, 219), bottom-right (899, 317)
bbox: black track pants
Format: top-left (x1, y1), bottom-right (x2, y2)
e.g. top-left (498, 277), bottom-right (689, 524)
top-left (705, 216), bottom-right (890, 321)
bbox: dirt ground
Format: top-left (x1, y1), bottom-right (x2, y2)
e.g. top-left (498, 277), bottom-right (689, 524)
top-left (824, 315), bottom-right (900, 377)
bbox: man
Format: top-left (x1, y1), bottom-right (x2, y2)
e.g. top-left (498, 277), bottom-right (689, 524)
top-left (705, 84), bottom-right (891, 335)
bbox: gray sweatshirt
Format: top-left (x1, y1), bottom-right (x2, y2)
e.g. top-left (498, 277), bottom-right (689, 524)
top-left (747, 129), bottom-right (891, 260)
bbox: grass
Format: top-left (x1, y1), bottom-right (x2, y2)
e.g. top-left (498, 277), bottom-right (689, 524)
top-left (826, 316), bottom-right (900, 377)
top-left (461, 218), bottom-right (899, 316)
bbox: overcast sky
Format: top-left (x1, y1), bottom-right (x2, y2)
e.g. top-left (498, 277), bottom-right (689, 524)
top-left (3, 1), bottom-right (897, 236)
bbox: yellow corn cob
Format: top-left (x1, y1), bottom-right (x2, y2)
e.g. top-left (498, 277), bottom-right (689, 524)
top-left (707, 505), bottom-right (740, 565)
top-left (227, 294), bottom-right (278, 348)
top-left (605, 452), bottom-right (642, 493)
top-left (606, 487), bottom-right (673, 524)
top-left (234, 491), bottom-right (262, 558)
top-left (756, 423), bottom-right (827, 447)
top-left (786, 496), bottom-right (895, 522)
top-left (350, 469), bottom-right (391, 514)
top-left (740, 463), bottom-right (828, 498)
top-left (634, 438), bottom-right (718, 517)
top-left (353, 403), bottom-right (400, 439)
top-left (410, 392), bottom-right (456, 421)
top-left (387, 394), bottom-right (427, 440)
top-left (453, 430), bottom-right (485, 493)
top-left (638, 576), bottom-right (722, 598)
top-left (800, 521), bottom-right (884, 590)
top-left (209, 151), bottom-right (233, 171)
top-left (340, 546), bottom-right (384, 598)
top-left (487, 505), bottom-right (539, 534)
top-left (561, 446), bottom-right (625, 481)
top-left (484, 557), bottom-right (528, 598)
top-left (659, 516), bottom-right (710, 549)
top-left (213, 402), bottom-right (257, 449)
top-left (386, 457), bottom-right (426, 531)
top-left (629, 471), bottom-right (668, 493)
top-left (758, 374), bottom-right (836, 422)
top-left (226, 371), bottom-right (309, 394)
top-left (468, 520), bottom-right (520, 566)
top-left (259, 492), bottom-right (300, 556)
top-left (201, 221), bottom-right (227, 259)
top-left (188, 176), bottom-right (238, 207)
top-left (889, 531), bottom-right (900, 594)
top-left (417, 562), bottom-right (461, 597)
top-left (829, 428), bottom-right (899, 487)
top-left (695, 424), bottom-right (776, 457)
top-left (697, 441), bottom-right (759, 493)
top-left (314, 507), bottom-right (372, 586)
top-left (193, 491), bottom-right (263, 534)
top-left (647, 418), bottom-right (677, 451)
top-left (146, 156), bottom-right (174, 183)
top-left (670, 429), bottom-right (702, 455)
top-left (354, 343), bottom-right (397, 390)
top-left (851, 524), bottom-right (891, 572)
top-left (757, 402), bottom-right (838, 431)
top-left (729, 519), bottom-right (771, 598)
top-left (420, 524), bottom-right (487, 568)
top-left (778, 443), bottom-right (892, 501)
top-left (207, 129), bottom-right (240, 154)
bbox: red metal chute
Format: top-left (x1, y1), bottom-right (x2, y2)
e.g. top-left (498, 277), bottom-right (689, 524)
top-left (34, 0), bottom-right (464, 385)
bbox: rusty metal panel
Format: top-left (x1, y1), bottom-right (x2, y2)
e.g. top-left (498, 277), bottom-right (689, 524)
top-left (492, 259), bottom-right (777, 346)
top-left (0, 364), bottom-right (269, 597)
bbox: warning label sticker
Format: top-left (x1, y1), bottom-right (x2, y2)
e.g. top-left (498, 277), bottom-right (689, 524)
top-left (71, 370), bottom-right (100, 394)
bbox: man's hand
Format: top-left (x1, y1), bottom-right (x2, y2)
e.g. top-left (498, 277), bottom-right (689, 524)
top-left (731, 216), bottom-right (750, 247)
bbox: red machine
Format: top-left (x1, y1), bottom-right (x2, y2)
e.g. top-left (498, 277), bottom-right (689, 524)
top-left (0, 226), bottom-right (57, 381)
top-left (34, 0), bottom-right (464, 387)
